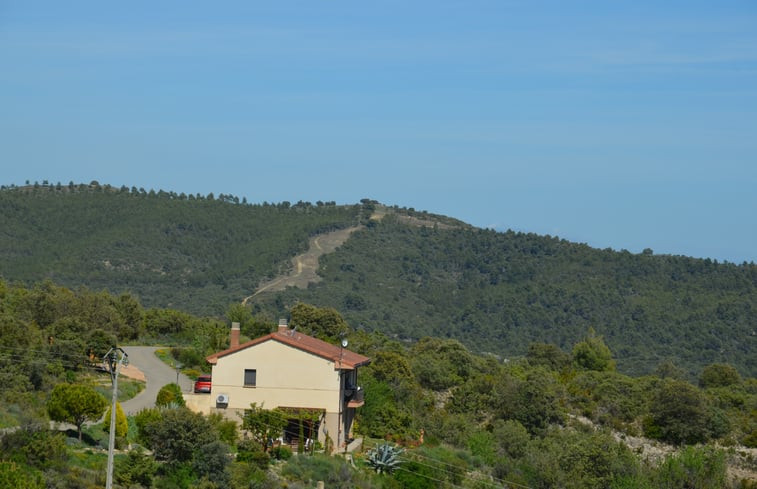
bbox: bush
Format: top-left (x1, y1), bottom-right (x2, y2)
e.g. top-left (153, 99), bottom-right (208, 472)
top-left (207, 413), bottom-right (238, 445)
top-left (645, 380), bottom-right (728, 445)
top-left (115, 448), bottom-right (158, 487)
top-left (0, 461), bottom-right (44, 489)
top-left (572, 328), bottom-right (616, 372)
top-left (653, 446), bottom-right (727, 489)
top-left (282, 454), bottom-right (374, 489)
top-left (172, 347), bottom-right (206, 370)
top-left (142, 408), bottom-right (219, 464)
top-left (0, 425), bottom-right (67, 471)
top-left (134, 408), bottom-right (162, 447)
top-left (237, 439), bottom-right (271, 469)
top-left (699, 363), bottom-right (742, 388)
top-left (270, 445), bottom-right (292, 460)
top-left (156, 383), bottom-right (185, 408)
top-left (192, 441), bottom-right (231, 486)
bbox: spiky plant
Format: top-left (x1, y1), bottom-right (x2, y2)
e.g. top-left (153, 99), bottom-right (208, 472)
top-left (365, 443), bottom-right (404, 474)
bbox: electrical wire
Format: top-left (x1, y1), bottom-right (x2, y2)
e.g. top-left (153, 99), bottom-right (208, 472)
top-left (363, 438), bottom-right (534, 489)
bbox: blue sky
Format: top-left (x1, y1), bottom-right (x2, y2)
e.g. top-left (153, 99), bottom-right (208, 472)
top-left (1, 1), bottom-right (756, 263)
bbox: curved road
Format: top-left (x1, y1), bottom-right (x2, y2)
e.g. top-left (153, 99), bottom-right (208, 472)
top-left (121, 346), bottom-right (194, 415)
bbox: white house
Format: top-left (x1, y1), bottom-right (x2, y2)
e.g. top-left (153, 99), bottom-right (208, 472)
top-left (197, 320), bottom-right (370, 451)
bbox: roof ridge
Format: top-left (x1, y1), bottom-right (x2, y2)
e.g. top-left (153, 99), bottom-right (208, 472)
top-left (206, 329), bottom-right (370, 369)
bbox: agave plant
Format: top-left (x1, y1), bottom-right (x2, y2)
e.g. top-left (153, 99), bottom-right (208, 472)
top-left (365, 443), bottom-right (404, 474)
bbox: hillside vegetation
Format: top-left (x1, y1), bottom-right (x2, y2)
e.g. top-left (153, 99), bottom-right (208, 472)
top-left (1, 183), bottom-right (755, 377)
top-left (261, 214), bottom-right (757, 377)
top-left (0, 283), bottom-right (755, 488)
top-left (0, 182), bottom-right (361, 314)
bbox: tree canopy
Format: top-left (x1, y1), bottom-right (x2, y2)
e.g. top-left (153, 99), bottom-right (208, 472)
top-left (46, 384), bottom-right (107, 440)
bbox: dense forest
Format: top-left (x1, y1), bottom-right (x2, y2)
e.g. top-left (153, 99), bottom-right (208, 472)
top-left (0, 281), bottom-right (755, 488)
top-left (0, 182), bottom-right (363, 315)
top-left (1, 182), bottom-right (755, 379)
top-left (261, 214), bottom-right (757, 378)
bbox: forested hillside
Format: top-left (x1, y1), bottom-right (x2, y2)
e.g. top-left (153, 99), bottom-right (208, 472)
top-left (1, 183), bottom-right (755, 377)
top-left (0, 182), bottom-right (362, 314)
top-left (261, 215), bottom-right (757, 377)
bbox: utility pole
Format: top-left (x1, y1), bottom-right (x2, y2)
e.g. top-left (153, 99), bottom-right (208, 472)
top-left (104, 346), bottom-right (128, 489)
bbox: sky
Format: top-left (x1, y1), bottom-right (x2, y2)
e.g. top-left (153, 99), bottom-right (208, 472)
top-left (1, 1), bottom-right (756, 263)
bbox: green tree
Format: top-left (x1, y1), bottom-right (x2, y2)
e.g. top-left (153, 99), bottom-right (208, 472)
top-left (573, 328), bottom-right (616, 372)
top-left (289, 303), bottom-right (350, 343)
top-left (644, 380), bottom-right (718, 445)
top-left (207, 412), bottom-right (239, 446)
top-left (141, 407), bottom-right (219, 464)
top-left (527, 342), bottom-right (572, 371)
top-left (654, 360), bottom-right (687, 380)
top-left (134, 407), bottom-right (162, 447)
top-left (192, 440), bottom-right (231, 486)
top-left (699, 363), bottom-right (742, 388)
top-left (497, 369), bottom-right (564, 434)
top-left (410, 337), bottom-right (474, 390)
top-left (46, 383), bottom-right (107, 441)
top-left (240, 403), bottom-right (287, 452)
top-left (364, 350), bottom-right (413, 384)
top-left (226, 303), bottom-right (253, 335)
top-left (85, 329), bottom-right (117, 359)
top-left (491, 419), bottom-right (530, 458)
top-left (356, 376), bottom-right (413, 439)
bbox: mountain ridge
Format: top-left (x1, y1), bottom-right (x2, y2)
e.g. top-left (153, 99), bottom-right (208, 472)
top-left (1, 182), bottom-right (754, 377)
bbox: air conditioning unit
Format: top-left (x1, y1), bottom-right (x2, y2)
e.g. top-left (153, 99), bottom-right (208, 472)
top-left (216, 393), bottom-right (229, 406)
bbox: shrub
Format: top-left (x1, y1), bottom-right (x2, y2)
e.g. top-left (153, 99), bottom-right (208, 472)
top-left (115, 448), bottom-right (158, 487)
top-left (156, 383), bottom-right (185, 408)
top-left (645, 380), bottom-right (728, 445)
top-left (134, 408), bottom-right (161, 447)
top-left (654, 446), bottom-right (727, 489)
top-left (0, 461), bottom-right (44, 489)
top-left (270, 445), bottom-right (292, 460)
top-left (699, 363), bottom-right (742, 388)
top-left (0, 425), bottom-right (67, 470)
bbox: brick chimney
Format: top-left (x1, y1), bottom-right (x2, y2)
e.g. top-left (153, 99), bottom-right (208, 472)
top-left (278, 318), bottom-right (289, 333)
top-left (230, 322), bottom-right (240, 348)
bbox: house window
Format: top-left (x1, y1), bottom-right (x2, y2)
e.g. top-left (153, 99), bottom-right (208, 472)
top-left (244, 369), bottom-right (256, 387)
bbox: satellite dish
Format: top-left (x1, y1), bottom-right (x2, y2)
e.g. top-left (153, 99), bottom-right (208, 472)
top-left (341, 339), bottom-right (349, 348)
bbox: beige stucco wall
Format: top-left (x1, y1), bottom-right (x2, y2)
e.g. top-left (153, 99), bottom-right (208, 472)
top-left (211, 339), bottom-right (341, 414)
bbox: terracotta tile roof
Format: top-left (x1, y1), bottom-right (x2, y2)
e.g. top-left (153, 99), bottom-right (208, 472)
top-left (206, 329), bottom-right (371, 369)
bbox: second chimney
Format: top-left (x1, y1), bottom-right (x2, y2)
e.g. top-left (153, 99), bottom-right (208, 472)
top-left (278, 318), bottom-right (289, 333)
top-left (230, 322), bottom-right (240, 348)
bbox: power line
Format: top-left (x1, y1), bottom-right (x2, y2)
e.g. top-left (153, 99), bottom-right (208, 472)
top-left (362, 439), bottom-right (534, 489)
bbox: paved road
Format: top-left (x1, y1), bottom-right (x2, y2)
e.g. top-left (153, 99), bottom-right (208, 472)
top-left (121, 346), bottom-right (194, 415)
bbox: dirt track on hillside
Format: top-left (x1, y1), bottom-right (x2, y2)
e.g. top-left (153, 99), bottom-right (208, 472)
top-left (241, 207), bottom-right (462, 305)
top-left (242, 225), bottom-right (363, 304)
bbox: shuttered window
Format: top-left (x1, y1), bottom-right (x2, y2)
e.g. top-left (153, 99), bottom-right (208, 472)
top-left (244, 369), bottom-right (256, 387)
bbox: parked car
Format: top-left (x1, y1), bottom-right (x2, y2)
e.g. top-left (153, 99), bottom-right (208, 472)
top-left (194, 374), bottom-right (212, 393)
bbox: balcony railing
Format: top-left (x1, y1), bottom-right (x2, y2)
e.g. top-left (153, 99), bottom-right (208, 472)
top-left (344, 385), bottom-right (364, 403)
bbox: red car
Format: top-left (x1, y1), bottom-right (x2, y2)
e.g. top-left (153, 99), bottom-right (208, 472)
top-left (194, 374), bottom-right (212, 393)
